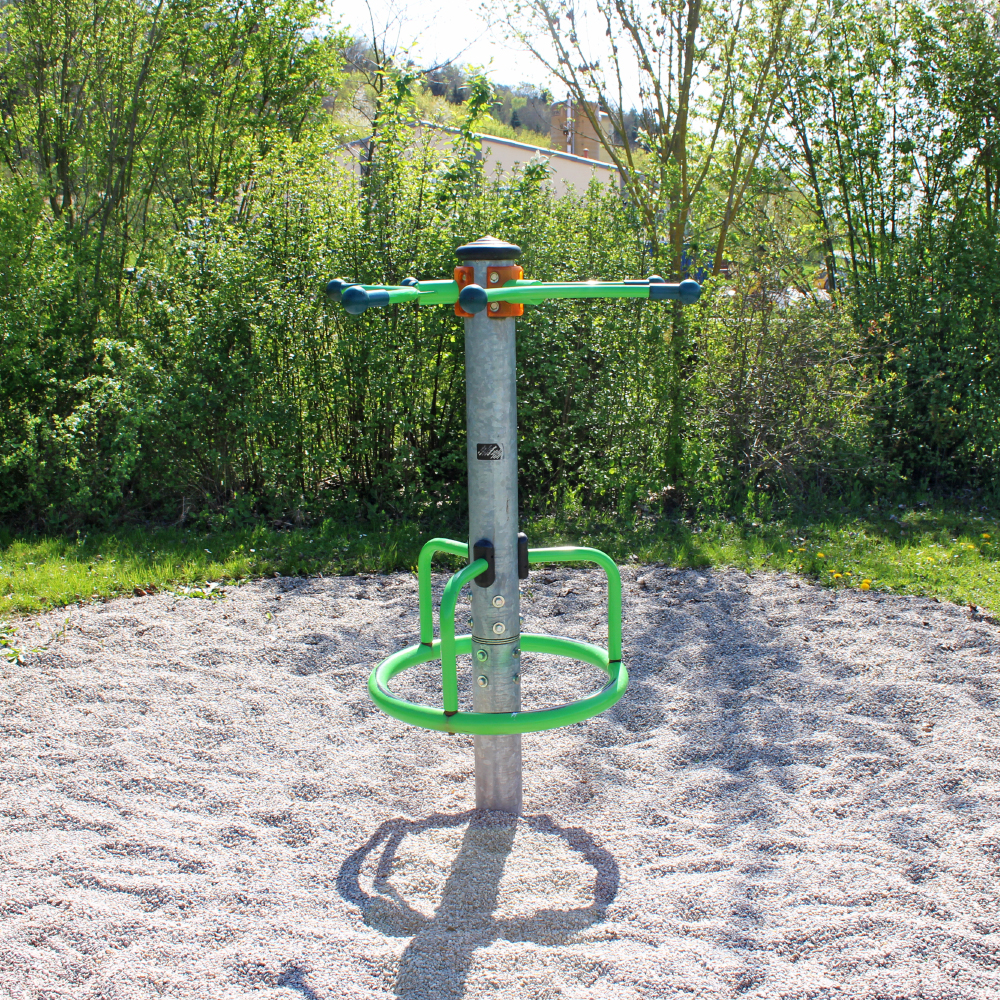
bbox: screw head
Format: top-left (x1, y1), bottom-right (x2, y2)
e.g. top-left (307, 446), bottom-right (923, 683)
top-left (492, 621), bottom-right (505, 635)
top-left (476, 648), bottom-right (488, 662)
top-left (491, 595), bottom-right (505, 608)
top-left (489, 271), bottom-right (500, 283)
top-left (513, 673), bottom-right (520, 683)
top-left (512, 646), bottom-right (520, 658)
top-left (477, 675), bottom-right (489, 687)
top-left (489, 302), bottom-right (500, 313)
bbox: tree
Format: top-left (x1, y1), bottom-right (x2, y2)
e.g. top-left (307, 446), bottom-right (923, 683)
top-left (507, 0), bottom-right (799, 486)
top-left (507, 0), bottom-right (797, 277)
top-left (0, 0), bottom-right (344, 287)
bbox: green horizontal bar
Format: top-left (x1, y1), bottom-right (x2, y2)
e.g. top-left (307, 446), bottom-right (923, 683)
top-left (486, 282), bottom-right (649, 306)
top-left (410, 279), bottom-right (460, 305)
top-left (383, 288), bottom-right (420, 304)
top-left (346, 280), bottom-right (460, 307)
top-left (355, 279), bottom-right (648, 306)
top-left (369, 633), bottom-right (628, 735)
top-left (382, 280), bottom-right (459, 306)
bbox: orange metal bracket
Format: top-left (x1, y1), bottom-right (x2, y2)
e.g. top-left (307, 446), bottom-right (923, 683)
top-left (486, 265), bottom-right (524, 318)
top-left (454, 266), bottom-right (476, 317)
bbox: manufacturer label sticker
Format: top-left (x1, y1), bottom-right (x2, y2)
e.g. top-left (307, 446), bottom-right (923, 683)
top-left (476, 443), bottom-right (503, 460)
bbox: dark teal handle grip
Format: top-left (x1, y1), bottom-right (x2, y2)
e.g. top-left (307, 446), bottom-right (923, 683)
top-left (326, 278), bottom-right (355, 303)
top-left (341, 286), bottom-right (390, 315)
top-left (649, 279), bottom-right (701, 304)
top-left (458, 284), bottom-right (489, 314)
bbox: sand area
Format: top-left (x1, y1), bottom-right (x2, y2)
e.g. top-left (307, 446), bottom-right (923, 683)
top-left (1, 565), bottom-right (999, 999)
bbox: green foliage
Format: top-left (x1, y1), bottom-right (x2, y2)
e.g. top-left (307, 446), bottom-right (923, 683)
top-left (2, 118), bottom-right (887, 527)
top-left (686, 285), bottom-right (871, 509)
top-left (0, 0), bottom-right (998, 538)
top-left (0, 0), bottom-right (348, 526)
top-left (853, 2), bottom-right (1000, 490)
top-left (864, 226), bottom-right (1000, 488)
top-left (769, 0), bottom-right (1000, 496)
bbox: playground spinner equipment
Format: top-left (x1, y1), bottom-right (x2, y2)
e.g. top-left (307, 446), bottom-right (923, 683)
top-left (327, 237), bottom-right (701, 815)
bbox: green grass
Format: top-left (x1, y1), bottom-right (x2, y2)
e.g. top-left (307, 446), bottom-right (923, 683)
top-left (0, 505), bottom-right (996, 628)
top-left (531, 504), bottom-right (998, 616)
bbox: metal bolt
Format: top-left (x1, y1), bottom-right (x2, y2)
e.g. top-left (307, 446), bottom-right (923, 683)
top-left (519, 615), bottom-right (524, 625)
top-left (477, 675), bottom-right (489, 688)
top-left (476, 648), bottom-right (488, 662)
top-left (492, 595), bottom-right (505, 608)
top-left (512, 646), bottom-right (520, 658)
top-left (492, 621), bottom-right (505, 635)
top-left (489, 302), bottom-right (500, 313)
top-left (468, 618), bottom-right (474, 629)
top-left (513, 673), bottom-right (520, 683)
top-left (489, 271), bottom-right (500, 283)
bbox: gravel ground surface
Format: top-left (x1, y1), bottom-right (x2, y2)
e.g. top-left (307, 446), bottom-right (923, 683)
top-left (1, 565), bottom-right (999, 1000)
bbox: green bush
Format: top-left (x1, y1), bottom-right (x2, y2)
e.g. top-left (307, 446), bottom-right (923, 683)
top-left (861, 226), bottom-right (1000, 493)
top-left (1, 133), bottom-right (991, 527)
top-left (1, 0), bottom-right (997, 530)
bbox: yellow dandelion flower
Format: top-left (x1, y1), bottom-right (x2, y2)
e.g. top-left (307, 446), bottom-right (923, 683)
top-left (845, 571), bottom-right (852, 576)
top-left (833, 573), bottom-right (842, 579)
top-left (787, 549), bottom-right (794, 554)
top-left (817, 552), bottom-right (825, 558)
top-left (860, 579), bottom-right (871, 591)
top-left (983, 533), bottom-right (991, 539)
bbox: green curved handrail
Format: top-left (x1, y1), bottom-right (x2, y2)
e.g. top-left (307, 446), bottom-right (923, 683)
top-left (417, 537), bottom-right (470, 645)
top-left (439, 558), bottom-right (488, 714)
top-left (369, 633), bottom-right (626, 735)
top-left (526, 545), bottom-right (622, 662)
top-left (369, 538), bottom-right (627, 735)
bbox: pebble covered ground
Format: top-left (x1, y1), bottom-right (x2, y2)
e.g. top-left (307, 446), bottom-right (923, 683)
top-left (1, 565), bottom-right (998, 999)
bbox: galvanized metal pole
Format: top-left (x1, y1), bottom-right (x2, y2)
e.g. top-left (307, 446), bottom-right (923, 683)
top-left (458, 237), bottom-right (523, 815)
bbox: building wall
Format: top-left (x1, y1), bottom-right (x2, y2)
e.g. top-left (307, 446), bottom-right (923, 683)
top-left (478, 134), bottom-right (619, 195)
top-left (549, 100), bottom-right (610, 162)
top-left (336, 128), bottom-right (621, 197)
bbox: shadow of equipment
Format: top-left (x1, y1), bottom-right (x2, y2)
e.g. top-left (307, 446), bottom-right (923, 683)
top-left (276, 964), bottom-right (322, 1000)
top-left (336, 809), bottom-right (619, 1000)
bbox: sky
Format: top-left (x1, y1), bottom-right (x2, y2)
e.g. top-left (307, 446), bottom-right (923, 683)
top-left (342, 0), bottom-right (563, 91)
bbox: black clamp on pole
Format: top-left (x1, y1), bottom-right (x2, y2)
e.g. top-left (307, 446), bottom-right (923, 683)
top-left (472, 539), bottom-right (496, 587)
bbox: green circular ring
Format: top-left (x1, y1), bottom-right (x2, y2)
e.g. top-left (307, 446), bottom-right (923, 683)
top-left (368, 633), bottom-right (628, 735)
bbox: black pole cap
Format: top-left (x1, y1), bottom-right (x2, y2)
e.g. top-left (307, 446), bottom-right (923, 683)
top-left (456, 236), bottom-right (522, 261)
